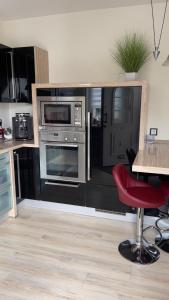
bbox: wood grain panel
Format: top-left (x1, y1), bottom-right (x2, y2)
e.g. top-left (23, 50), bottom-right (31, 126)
top-left (0, 206), bottom-right (168, 299)
top-left (133, 141), bottom-right (169, 174)
top-left (34, 47), bottom-right (49, 83)
top-left (8, 150), bottom-right (17, 218)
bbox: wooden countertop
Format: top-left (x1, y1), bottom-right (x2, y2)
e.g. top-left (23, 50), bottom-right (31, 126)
top-left (132, 141), bottom-right (169, 175)
top-left (0, 140), bottom-right (36, 154)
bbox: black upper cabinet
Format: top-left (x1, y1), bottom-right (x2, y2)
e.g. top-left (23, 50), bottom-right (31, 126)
top-left (13, 47), bottom-right (35, 103)
top-left (0, 44), bottom-right (13, 102)
top-left (37, 87), bottom-right (86, 97)
top-left (0, 46), bottom-right (44, 103)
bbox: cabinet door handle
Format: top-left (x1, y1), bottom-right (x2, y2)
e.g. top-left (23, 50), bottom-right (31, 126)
top-left (9, 51), bottom-right (16, 100)
top-left (14, 152), bottom-right (21, 198)
top-left (87, 112), bottom-right (91, 181)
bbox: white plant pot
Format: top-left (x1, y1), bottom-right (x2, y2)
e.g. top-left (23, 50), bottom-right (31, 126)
top-left (125, 72), bottom-right (138, 81)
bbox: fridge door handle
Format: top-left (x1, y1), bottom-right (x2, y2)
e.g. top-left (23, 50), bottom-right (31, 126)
top-left (87, 112), bottom-right (91, 181)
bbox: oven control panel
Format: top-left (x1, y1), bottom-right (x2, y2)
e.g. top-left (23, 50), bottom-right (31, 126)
top-left (40, 129), bottom-right (85, 144)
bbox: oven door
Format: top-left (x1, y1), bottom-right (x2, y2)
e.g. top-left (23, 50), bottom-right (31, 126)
top-left (40, 141), bottom-right (86, 183)
top-left (41, 101), bottom-right (73, 127)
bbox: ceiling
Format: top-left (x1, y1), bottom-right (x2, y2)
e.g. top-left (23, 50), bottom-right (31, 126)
top-left (0, 0), bottom-right (165, 21)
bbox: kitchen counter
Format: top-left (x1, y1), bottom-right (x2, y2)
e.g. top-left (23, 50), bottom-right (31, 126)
top-left (0, 140), bottom-right (36, 154)
top-left (132, 140), bottom-right (169, 175)
top-left (0, 139), bottom-right (37, 219)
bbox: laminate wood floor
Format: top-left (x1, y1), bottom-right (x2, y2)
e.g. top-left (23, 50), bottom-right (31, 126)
top-left (0, 207), bottom-right (168, 300)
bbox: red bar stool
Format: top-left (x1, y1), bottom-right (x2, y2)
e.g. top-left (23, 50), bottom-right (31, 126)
top-left (155, 181), bottom-right (169, 252)
top-left (113, 164), bottom-right (165, 264)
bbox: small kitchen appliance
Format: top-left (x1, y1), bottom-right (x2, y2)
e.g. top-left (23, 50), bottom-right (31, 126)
top-left (12, 113), bottom-right (33, 140)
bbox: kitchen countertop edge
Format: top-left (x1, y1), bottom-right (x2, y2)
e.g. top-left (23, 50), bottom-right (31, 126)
top-left (0, 140), bottom-right (38, 155)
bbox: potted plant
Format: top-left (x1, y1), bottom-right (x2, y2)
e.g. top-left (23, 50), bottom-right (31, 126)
top-left (112, 33), bottom-right (151, 80)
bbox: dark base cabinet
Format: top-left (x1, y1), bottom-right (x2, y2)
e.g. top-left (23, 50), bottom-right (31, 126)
top-left (39, 180), bottom-right (85, 207)
top-left (85, 183), bottom-right (130, 213)
top-left (85, 166), bottom-right (130, 213)
top-left (14, 147), bottom-right (40, 201)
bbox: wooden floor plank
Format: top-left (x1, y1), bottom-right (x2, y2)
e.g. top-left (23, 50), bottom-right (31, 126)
top-left (0, 207), bottom-right (168, 299)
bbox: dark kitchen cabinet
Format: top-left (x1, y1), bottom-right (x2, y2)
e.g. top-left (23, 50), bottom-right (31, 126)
top-left (13, 47), bottom-right (35, 103)
top-left (0, 46), bottom-right (49, 103)
top-left (102, 87), bottom-right (141, 165)
top-left (37, 87), bottom-right (86, 97)
top-left (14, 147), bottom-right (40, 201)
top-left (0, 44), bottom-right (13, 102)
top-left (39, 180), bottom-right (85, 207)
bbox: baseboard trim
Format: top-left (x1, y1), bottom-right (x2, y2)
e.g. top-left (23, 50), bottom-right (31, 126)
top-left (18, 199), bottom-right (157, 225)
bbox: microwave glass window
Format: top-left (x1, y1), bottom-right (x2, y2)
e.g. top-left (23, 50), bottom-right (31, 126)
top-left (44, 104), bottom-right (71, 124)
top-left (46, 145), bottom-right (78, 178)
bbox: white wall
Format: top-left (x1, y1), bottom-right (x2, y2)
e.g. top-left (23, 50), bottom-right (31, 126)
top-left (0, 103), bottom-right (10, 128)
top-left (0, 3), bottom-right (169, 139)
top-left (0, 103), bottom-right (32, 128)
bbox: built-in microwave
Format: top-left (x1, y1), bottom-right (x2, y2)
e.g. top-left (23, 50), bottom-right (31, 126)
top-left (39, 96), bottom-right (85, 130)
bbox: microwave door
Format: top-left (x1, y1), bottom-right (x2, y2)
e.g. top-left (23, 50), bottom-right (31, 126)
top-left (41, 102), bottom-right (73, 126)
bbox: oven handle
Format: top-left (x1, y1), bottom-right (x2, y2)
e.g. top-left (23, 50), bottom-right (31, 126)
top-left (40, 142), bottom-right (78, 148)
top-left (45, 181), bottom-right (79, 188)
top-left (87, 112), bottom-right (91, 181)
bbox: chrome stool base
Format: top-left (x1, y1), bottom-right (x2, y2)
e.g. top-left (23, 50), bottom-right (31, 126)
top-left (119, 239), bottom-right (160, 264)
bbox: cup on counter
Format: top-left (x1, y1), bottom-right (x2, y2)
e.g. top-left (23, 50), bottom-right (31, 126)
top-left (144, 134), bottom-right (155, 144)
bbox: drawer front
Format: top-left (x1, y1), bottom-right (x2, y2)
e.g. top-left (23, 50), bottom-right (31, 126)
top-left (0, 161), bottom-right (10, 188)
top-left (0, 185), bottom-right (12, 215)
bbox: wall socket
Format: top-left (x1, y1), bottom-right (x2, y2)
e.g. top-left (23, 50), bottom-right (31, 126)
top-left (149, 128), bottom-right (158, 136)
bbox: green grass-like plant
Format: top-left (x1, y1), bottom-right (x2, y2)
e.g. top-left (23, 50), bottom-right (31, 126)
top-left (112, 33), bottom-right (151, 73)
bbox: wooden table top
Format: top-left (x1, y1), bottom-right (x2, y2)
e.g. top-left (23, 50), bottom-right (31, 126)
top-left (132, 141), bottom-right (169, 175)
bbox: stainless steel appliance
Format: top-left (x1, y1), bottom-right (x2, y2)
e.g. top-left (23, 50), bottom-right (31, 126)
top-left (39, 96), bottom-right (85, 130)
top-left (40, 129), bottom-right (86, 183)
top-left (12, 113), bottom-right (33, 140)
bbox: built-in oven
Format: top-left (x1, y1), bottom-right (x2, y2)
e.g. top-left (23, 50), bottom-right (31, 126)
top-left (39, 96), bottom-right (85, 130)
top-left (40, 129), bottom-right (86, 183)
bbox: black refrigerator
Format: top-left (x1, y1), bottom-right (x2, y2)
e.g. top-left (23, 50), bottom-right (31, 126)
top-left (85, 86), bottom-right (142, 213)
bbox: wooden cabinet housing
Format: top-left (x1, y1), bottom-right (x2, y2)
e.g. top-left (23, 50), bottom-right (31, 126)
top-left (31, 83), bottom-right (146, 214)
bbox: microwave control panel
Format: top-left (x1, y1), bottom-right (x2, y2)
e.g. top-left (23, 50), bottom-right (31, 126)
top-left (74, 103), bottom-right (82, 127)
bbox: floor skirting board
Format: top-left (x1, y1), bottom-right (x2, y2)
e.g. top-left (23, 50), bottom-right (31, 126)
top-left (18, 199), bottom-right (157, 226)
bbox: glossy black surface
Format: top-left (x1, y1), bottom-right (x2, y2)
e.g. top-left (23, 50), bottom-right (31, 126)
top-left (13, 47), bottom-right (35, 103)
top-left (40, 180), bottom-right (85, 206)
top-left (37, 87), bottom-right (86, 97)
top-left (86, 86), bottom-right (142, 212)
top-left (14, 148), bottom-right (40, 201)
top-left (0, 45), bottom-right (13, 102)
top-left (0, 46), bottom-right (35, 103)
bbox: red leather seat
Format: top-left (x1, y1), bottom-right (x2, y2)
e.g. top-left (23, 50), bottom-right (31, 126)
top-left (160, 181), bottom-right (169, 198)
top-left (112, 164), bottom-right (165, 264)
top-left (113, 164), bottom-right (164, 209)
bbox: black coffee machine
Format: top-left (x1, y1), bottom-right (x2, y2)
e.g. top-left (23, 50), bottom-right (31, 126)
top-left (12, 113), bottom-right (33, 140)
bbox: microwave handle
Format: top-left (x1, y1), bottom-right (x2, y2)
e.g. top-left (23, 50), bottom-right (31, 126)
top-left (87, 112), bottom-right (91, 181)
